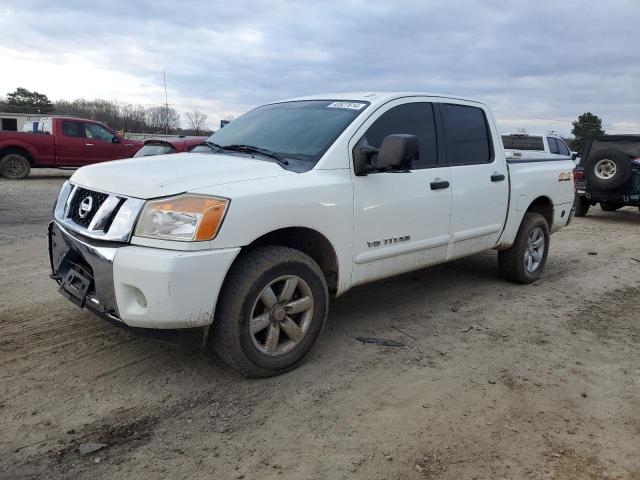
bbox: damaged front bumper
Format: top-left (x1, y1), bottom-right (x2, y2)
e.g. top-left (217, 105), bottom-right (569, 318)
top-left (48, 221), bottom-right (240, 338)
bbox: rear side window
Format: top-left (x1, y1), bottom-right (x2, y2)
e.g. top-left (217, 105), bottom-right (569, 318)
top-left (358, 102), bottom-right (437, 169)
top-left (501, 135), bottom-right (544, 151)
top-left (547, 137), bottom-right (560, 154)
top-left (134, 144), bottom-right (177, 157)
top-left (61, 121), bottom-right (86, 138)
top-left (442, 104), bottom-right (492, 165)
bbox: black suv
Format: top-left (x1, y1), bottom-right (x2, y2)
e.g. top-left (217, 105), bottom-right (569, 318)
top-left (574, 135), bottom-right (640, 216)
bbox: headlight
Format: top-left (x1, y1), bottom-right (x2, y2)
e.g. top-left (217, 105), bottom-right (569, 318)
top-left (134, 194), bottom-right (229, 241)
top-left (53, 181), bottom-right (73, 219)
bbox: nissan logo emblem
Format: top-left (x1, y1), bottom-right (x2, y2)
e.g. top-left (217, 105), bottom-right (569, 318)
top-left (78, 196), bottom-right (93, 218)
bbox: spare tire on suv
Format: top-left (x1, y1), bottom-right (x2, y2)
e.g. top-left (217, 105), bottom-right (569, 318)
top-left (584, 148), bottom-right (631, 190)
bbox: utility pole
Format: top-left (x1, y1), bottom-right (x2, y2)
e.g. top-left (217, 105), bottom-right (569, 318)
top-left (163, 70), bottom-right (169, 136)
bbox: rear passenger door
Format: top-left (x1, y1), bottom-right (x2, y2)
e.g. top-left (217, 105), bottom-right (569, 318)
top-left (439, 102), bottom-right (509, 260)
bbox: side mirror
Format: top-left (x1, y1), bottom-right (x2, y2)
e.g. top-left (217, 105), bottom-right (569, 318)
top-left (374, 134), bottom-right (418, 172)
top-left (353, 134), bottom-right (419, 175)
top-left (571, 151), bottom-right (578, 160)
top-left (112, 135), bottom-right (120, 143)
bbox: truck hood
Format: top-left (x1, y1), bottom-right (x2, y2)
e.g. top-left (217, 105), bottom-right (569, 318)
top-left (70, 153), bottom-right (292, 199)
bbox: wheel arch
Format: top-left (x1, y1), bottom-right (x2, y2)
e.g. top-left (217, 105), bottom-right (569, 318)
top-left (496, 195), bottom-right (555, 250)
top-left (0, 143), bottom-right (36, 165)
top-left (525, 196), bottom-right (554, 229)
top-left (241, 227), bottom-right (340, 294)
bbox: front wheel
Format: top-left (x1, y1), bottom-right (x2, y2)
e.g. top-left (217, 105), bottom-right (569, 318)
top-left (213, 246), bottom-right (328, 377)
top-left (498, 212), bottom-right (550, 284)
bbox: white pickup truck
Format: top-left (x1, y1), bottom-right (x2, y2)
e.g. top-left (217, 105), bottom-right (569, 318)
top-left (49, 92), bottom-right (575, 376)
top-left (501, 132), bottom-right (576, 162)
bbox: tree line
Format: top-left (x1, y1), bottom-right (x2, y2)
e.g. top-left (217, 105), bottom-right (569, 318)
top-left (1, 87), bottom-right (608, 150)
top-left (0, 87), bottom-right (212, 135)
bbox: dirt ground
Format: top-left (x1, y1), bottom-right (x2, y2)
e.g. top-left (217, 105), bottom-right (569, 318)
top-left (1, 169), bottom-right (639, 480)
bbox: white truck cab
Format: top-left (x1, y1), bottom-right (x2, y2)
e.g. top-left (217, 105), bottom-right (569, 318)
top-left (502, 133), bottom-right (575, 162)
top-left (50, 92), bottom-right (575, 376)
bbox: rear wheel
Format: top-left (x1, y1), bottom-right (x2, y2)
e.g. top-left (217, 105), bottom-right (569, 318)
top-left (213, 246), bottom-right (328, 377)
top-left (600, 202), bottom-right (623, 212)
top-left (498, 213), bottom-right (550, 284)
top-left (0, 153), bottom-right (31, 179)
top-left (574, 195), bottom-right (590, 217)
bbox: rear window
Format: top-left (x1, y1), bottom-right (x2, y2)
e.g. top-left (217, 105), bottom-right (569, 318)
top-left (501, 135), bottom-right (544, 151)
top-left (442, 104), bottom-right (492, 165)
top-left (134, 144), bottom-right (177, 157)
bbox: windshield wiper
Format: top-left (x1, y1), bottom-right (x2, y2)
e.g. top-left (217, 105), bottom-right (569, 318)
top-left (221, 144), bottom-right (289, 165)
top-left (203, 140), bottom-right (225, 150)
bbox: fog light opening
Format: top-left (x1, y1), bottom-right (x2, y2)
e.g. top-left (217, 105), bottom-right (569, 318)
top-left (132, 287), bottom-right (147, 308)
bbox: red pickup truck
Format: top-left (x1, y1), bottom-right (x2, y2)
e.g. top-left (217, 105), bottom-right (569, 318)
top-left (0, 117), bottom-right (143, 179)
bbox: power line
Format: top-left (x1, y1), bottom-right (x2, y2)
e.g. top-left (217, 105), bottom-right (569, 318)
top-left (495, 111), bottom-right (639, 132)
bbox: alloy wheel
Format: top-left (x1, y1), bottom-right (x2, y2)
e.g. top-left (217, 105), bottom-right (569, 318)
top-left (249, 275), bottom-right (315, 356)
top-left (524, 227), bottom-right (545, 273)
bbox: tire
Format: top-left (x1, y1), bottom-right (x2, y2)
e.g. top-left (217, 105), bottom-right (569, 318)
top-left (600, 202), bottom-right (623, 212)
top-left (498, 212), bottom-right (550, 284)
top-left (584, 148), bottom-right (631, 190)
top-left (0, 153), bottom-right (31, 179)
top-left (574, 195), bottom-right (590, 217)
top-left (213, 246), bottom-right (328, 377)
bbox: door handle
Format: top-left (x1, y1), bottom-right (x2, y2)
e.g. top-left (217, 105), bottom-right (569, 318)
top-left (430, 180), bottom-right (450, 190)
top-left (491, 173), bottom-right (505, 182)
top-left (85, 143), bottom-right (94, 147)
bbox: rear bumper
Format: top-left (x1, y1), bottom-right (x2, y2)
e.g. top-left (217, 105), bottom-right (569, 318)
top-left (49, 221), bottom-right (240, 329)
top-left (575, 190), bottom-right (640, 205)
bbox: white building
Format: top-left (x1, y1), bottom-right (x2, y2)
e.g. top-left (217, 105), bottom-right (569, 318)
top-left (0, 112), bottom-right (44, 132)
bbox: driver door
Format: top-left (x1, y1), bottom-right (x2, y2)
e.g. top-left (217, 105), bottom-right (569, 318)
top-left (83, 122), bottom-right (125, 163)
top-left (350, 99), bottom-right (452, 287)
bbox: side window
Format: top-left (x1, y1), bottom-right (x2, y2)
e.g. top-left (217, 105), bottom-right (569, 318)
top-left (556, 139), bottom-right (571, 156)
top-left (441, 104), bottom-right (492, 165)
top-left (61, 121), bottom-right (86, 138)
top-left (547, 137), bottom-right (560, 154)
top-left (85, 123), bottom-right (114, 142)
top-left (358, 102), bottom-right (437, 169)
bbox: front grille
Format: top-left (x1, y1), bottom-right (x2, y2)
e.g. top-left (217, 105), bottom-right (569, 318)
top-left (68, 188), bottom-right (109, 227)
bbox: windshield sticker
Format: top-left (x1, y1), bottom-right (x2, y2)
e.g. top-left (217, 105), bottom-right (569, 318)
top-left (327, 101), bottom-right (366, 110)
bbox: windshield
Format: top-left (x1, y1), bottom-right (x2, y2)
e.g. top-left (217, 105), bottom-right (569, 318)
top-left (206, 100), bottom-right (369, 164)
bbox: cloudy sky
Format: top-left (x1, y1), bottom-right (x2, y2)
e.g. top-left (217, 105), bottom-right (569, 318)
top-left (0, 0), bottom-right (638, 135)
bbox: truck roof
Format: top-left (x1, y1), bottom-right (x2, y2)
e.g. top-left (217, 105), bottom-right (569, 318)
top-left (278, 92), bottom-right (487, 107)
top-left (39, 116), bottom-right (109, 123)
top-left (502, 132), bottom-right (565, 138)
